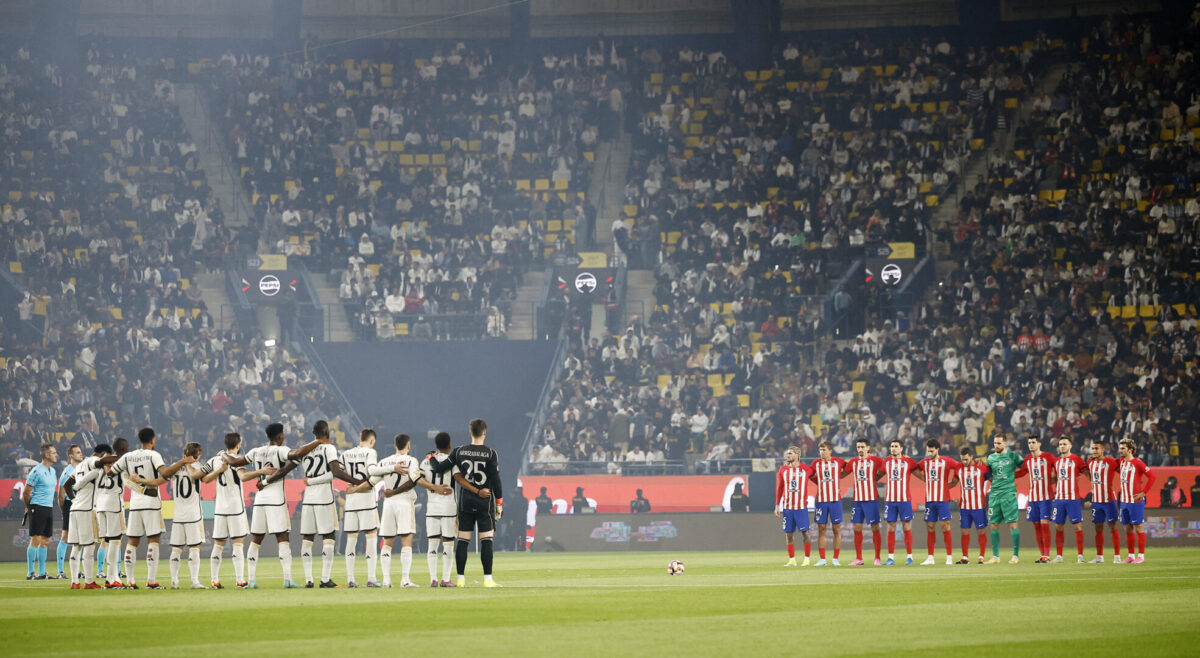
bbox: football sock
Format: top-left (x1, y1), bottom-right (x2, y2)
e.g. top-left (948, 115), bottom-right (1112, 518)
top-left (27, 544), bottom-right (36, 576)
top-left (57, 540), bottom-right (68, 573)
top-left (832, 542), bottom-right (840, 560)
top-left (1055, 528), bottom-right (1065, 556)
top-left (442, 541), bottom-right (454, 581)
top-left (872, 529), bottom-right (881, 559)
top-left (1010, 528), bottom-right (1020, 556)
top-left (1111, 528), bottom-right (1121, 556)
top-left (345, 532), bottom-right (358, 581)
top-left (188, 547), bottom-right (201, 584)
top-left (455, 539), bottom-right (469, 576)
top-left (232, 542), bottom-right (245, 584)
top-left (961, 533), bottom-right (970, 558)
top-left (480, 538), bottom-right (494, 577)
top-left (1074, 530), bottom-right (1084, 556)
top-left (1095, 529), bottom-right (1104, 556)
top-left (818, 545), bottom-right (826, 559)
top-left (97, 546), bottom-right (106, 575)
top-left (300, 539), bottom-right (314, 583)
top-left (903, 529), bottom-right (913, 554)
top-left (978, 533), bottom-right (987, 557)
top-left (37, 545), bottom-right (47, 575)
top-left (247, 542), bottom-right (260, 582)
top-left (1126, 530), bottom-right (1135, 558)
top-left (887, 530), bottom-right (896, 555)
top-left (169, 547), bottom-right (182, 584)
top-left (803, 541), bottom-right (811, 558)
top-left (123, 545), bottom-right (137, 584)
top-left (109, 540), bottom-right (123, 577)
top-left (926, 531), bottom-right (936, 557)
top-left (400, 546), bottom-right (413, 583)
top-left (942, 531), bottom-right (953, 557)
top-left (429, 538), bottom-right (442, 581)
top-left (83, 544), bottom-right (96, 584)
top-left (1137, 532), bottom-right (1146, 557)
top-left (786, 542), bottom-right (795, 559)
top-left (991, 529), bottom-right (1000, 557)
top-left (278, 541), bottom-right (293, 581)
top-left (68, 545), bottom-right (80, 584)
top-left (321, 539), bottom-right (335, 582)
top-left (853, 531), bottom-right (863, 560)
top-left (1036, 524), bottom-right (1047, 556)
top-left (146, 543), bottom-right (159, 583)
top-left (211, 544), bottom-right (223, 583)
top-left (380, 546), bottom-right (392, 584)
top-left (366, 532), bottom-right (378, 583)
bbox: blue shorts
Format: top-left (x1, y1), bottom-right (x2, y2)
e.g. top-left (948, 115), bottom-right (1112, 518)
top-left (814, 501), bottom-right (843, 525)
top-left (1026, 500), bottom-right (1053, 523)
top-left (1052, 500), bottom-right (1082, 525)
top-left (1091, 501), bottom-right (1119, 525)
top-left (924, 501), bottom-right (952, 523)
top-left (884, 501), bottom-right (913, 523)
top-left (960, 508), bottom-right (988, 530)
top-left (851, 501), bottom-right (880, 525)
top-left (1120, 501), bottom-right (1146, 526)
top-left (781, 509), bottom-right (810, 534)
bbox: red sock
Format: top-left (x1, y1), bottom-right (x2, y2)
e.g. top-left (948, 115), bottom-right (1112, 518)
top-left (1126, 530), bottom-right (1135, 556)
top-left (943, 531), bottom-right (953, 557)
top-left (872, 529), bottom-right (881, 559)
top-left (887, 530), bottom-right (896, 554)
top-left (1033, 525), bottom-right (1043, 556)
top-left (1055, 528), bottom-right (1065, 556)
top-left (833, 544), bottom-right (840, 559)
top-left (926, 531), bottom-right (936, 557)
top-left (1074, 530), bottom-right (1084, 556)
top-left (1040, 524), bottom-right (1050, 556)
top-left (853, 531), bottom-right (863, 560)
top-left (804, 541), bottom-right (811, 558)
top-left (819, 545), bottom-right (826, 559)
top-left (787, 543), bottom-right (795, 559)
top-left (1095, 529), bottom-right (1104, 556)
top-left (961, 533), bottom-right (970, 558)
top-left (1111, 528), bottom-right (1121, 555)
top-left (903, 529), bottom-right (913, 554)
top-left (1137, 532), bottom-right (1146, 556)
top-left (978, 532), bottom-right (987, 558)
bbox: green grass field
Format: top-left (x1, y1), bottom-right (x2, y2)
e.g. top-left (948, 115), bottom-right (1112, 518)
top-left (3, 549), bottom-right (1199, 656)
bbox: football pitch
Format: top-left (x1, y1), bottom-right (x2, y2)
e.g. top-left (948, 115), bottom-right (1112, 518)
top-left (2, 549), bottom-right (1199, 657)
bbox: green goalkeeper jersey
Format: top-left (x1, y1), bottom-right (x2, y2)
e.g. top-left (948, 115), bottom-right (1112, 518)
top-left (986, 450), bottom-right (1023, 497)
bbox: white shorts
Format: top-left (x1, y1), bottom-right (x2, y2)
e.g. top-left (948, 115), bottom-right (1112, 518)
top-left (213, 513), bottom-right (249, 540)
top-left (170, 520), bottom-right (206, 547)
top-left (425, 515), bottom-right (456, 539)
top-left (250, 505), bottom-right (290, 535)
top-left (380, 500), bottom-right (415, 537)
top-left (67, 510), bottom-right (96, 545)
top-left (344, 508), bottom-right (379, 533)
top-left (96, 511), bottom-right (124, 540)
top-left (301, 503), bottom-right (338, 535)
top-left (126, 509), bottom-right (164, 537)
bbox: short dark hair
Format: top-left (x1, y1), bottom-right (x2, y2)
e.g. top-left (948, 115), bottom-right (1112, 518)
top-left (890, 439), bottom-right (903, 447)
top-left (67, 444), bottom-right (81, 455)
top-left (856, 438), bottom-right (869, 446)
top-left (435, 431), bottom-right (451, 450)
top-left (265, 422), bottom-right (284, 439)
top-left (469, 418), bottom-right (487, 438)
top-left (925, 438), bottom-right (940, 450)
top-left (312, 420), bottom-right (330, 439)
top-left (224, 433), bottom-right (241, 450)
top-left (94, 444), bottom-right (112, 455)
top-left (360, 429), bottom-right (376, 443)
top-left (959, 446), bottom-right (972, 456)
top-left (137, 427), bottom-right (156, 444)
top-left (113, 437), bottom-right (129, 454)
top-left (184, 442), bottom-right (203, 458)
top-left (40, 444), bottom-right (54, 458)
top-left (394, 433), bottom-right (411, 450)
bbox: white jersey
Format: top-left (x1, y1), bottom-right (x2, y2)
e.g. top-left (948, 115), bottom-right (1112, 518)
top-left (111, 448), bottom-right (167, 511)
top-left (340, 445), bottom-right (378, 512)
top-left (206, 452), bottom-right (246, 515)
top-left (245, 444), bottom-right (293, 506)
top-left (421, 453), bottom-right (457, 516)
top-left (70, 456), bottom-right (103, 511)
top-left (171, 468), bottom-right (204, 523)
top-left (301, 443), bottom-right (340, 505)
top-left (371, 453), bottom-right (421, 504)
top-left (94, 458), bottom-right (125, 513)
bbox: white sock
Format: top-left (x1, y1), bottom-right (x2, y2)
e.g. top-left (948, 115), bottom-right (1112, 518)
top-left (443, 541), bottom-right (453, 582)
top-left (188, 547), bottom-right (201, 584)
top-left (301, 539), bottom-right (314, 583)
top-left (123, 545), bottom-right (137, 585)
top-left (888, 553), bottom-right (895, 560)
top-left (400, 546), bottom-right (412, 584)
top-left (427, 538), bottom-right (440, 583)
top-left (380, 547), bottom-right (392, 585)
top-left (321, 539), bottom-right (335, 582)
top-left (344, 532), bottom-right (358, 582)
top-left (83, 544), bottom-right (96, 584)
top-left (232, 542), bottom-right (245, 584)
top-left (210, 544), bottom-right (223, 584)
top-left (109, 540), bottom-right (123, 580)
top-left (365, 532), bottom-right (378, 583)
top-left (279, 541), bottom-right (293, 581)
top-left (247, 542), bottom-right (260, 582)
top-left (69, 546), bottom-right (81, 584)
top-left (169, 547), bottom-right (182, 585)
top-left (146, 543), bottom-right (159, 584)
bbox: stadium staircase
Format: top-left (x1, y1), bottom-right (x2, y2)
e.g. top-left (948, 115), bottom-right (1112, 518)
top-left (591, 128), bottom-right (634, 258)
top-left (308, 272), bottom-right (357, 342)
top-left (507, 270), bottom-right (544, 340)
top-left (194, 271), bottom-right (235, 330)
top-left (174, 83), bottom-right (253, 228)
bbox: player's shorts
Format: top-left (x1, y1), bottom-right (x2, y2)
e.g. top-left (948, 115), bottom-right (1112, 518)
top-left (344, 508), bottom-right (379, 534)
top-left (884, 501), bottom-right (913, 523)
top-left (96, 511), bottom-right (124, 539)
top-left (1026, 500), bottom-right (1052, 523)
top-left (29, 505), bottom-right (53, 537)
top-left (426, 515), bottom-right (457, 538)
top-left (67, 509), bottom-right (96, 545)
top-left (780, 508), bottom-right (810, 534)
top-left (250, 504), bottom-right (290, 535)
top-left (380, 500), bottom-right (416, 537)
top-left (959, 508), bottom-right (988, 530)
top-left (126, 509), bottom-right (164, 537)
top-left (988, 493), bottom-right (1019, 524)
top-left (60, 501), bottom-right (71, 532)
top-left (169, 520), bottom-right (206, 547)
top-left (924, 501), bottom-right (952, 523)
top-left (1091, 501), bottom-right (1119, 525)
top-left (1119, 501), bottom-right (1146, 526)
top-left (851, 501), bottom-right (880, 525)
top-left (212, 513), bottom-right (249, 540)
top-left (300, 503), bottom-right (338, 535)
top-left (1052, 500), bottom-right (1082, 525)
top-left (457, 495), bottom-right (496, 534)
top-left (814, 501), bottom-right (843, 525)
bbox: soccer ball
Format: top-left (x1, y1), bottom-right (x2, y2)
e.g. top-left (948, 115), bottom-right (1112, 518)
top-left (667, 560), bottom-right (685, 575)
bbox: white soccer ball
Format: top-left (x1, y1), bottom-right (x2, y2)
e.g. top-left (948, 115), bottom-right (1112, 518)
top-left (667, 560), bottom-right (685, 575)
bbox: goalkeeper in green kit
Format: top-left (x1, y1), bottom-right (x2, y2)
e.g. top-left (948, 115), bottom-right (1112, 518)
top-left (985, 432), bottom-right (1023, 564)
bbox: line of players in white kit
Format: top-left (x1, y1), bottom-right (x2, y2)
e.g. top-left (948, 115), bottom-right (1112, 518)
top-left (61, 418), bottom-right (499, 590)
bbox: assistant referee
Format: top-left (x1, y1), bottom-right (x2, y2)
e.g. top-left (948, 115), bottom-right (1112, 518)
top-left (24, 444), bottom-right (58, 579)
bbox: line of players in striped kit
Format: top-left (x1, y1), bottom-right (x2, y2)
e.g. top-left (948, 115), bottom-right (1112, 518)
top-left (60, 418), bottom-right (503, 590)
top-left (774, 435), bottom-right (1156, 567)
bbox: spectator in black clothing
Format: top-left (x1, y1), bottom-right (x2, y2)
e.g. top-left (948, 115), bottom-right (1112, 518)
top-left (534, 486), bottom-right (553, 515)
top-left (1160, 477), bottom-right (1187, 509)
top-left (728, 483), bottom-right (750, 512)
top-left (571, 487), bottom-right (592, 514)
top-left (505, 486), bottom-right (529, 551)
top-left (630, 489), bottom-right (651, 514)
top-left (1190, 477), bottom-right (1200, 509)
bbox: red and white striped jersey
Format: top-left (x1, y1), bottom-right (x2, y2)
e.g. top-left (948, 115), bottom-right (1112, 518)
top-left (917, 456), bottom-right (961, 503)
top-left (958, 463), bottom-right (990, 510)
top-left (1054, 454), bottom-right (1087, 500)
top-left (1087, 456), bottom-right (1120, 504)
top-left (1021, 453), bottom-right (1056, 502)
top-left (846, 456), bottom-right (885, 502)
top-left (775, 463), bottom-right (811, 510)
top-left (883, 456), bottom-right (919, 502)
top-left (809, 458), bottom-right (845, 503)
top-left (1118, 458), bottom-right (1156, 504)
